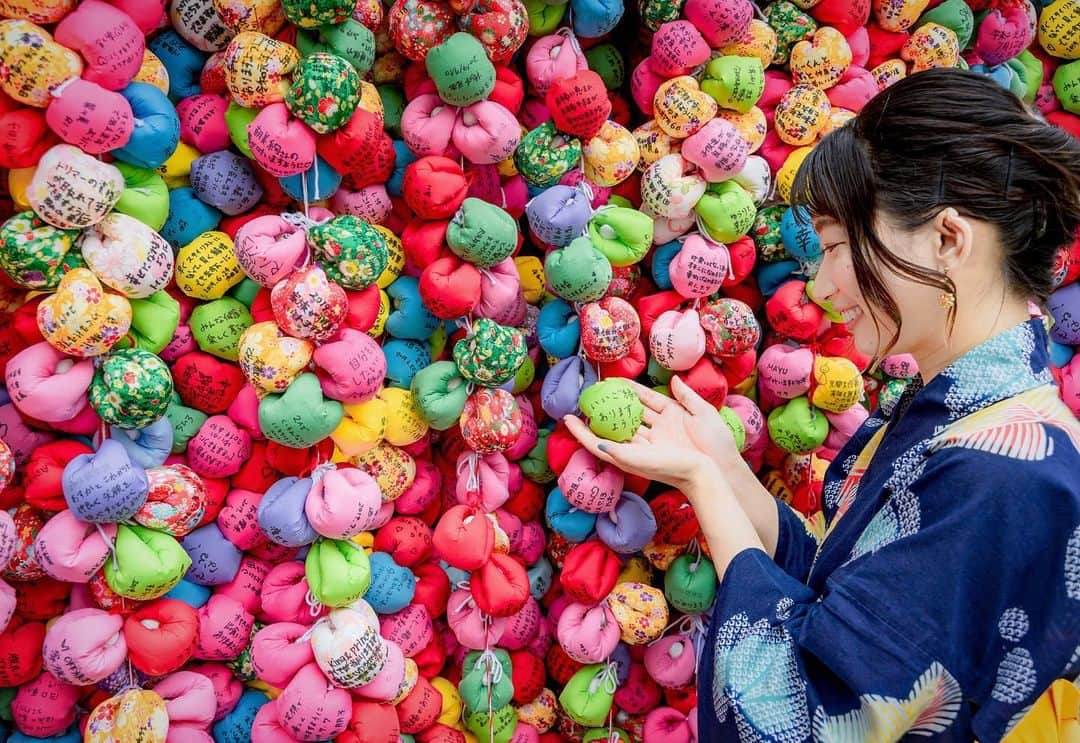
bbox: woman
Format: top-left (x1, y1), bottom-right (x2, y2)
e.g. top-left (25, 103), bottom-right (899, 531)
top-left (564, 68), bottom-right (1080, 741)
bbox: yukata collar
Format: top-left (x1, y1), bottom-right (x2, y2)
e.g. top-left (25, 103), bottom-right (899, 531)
top-left (885, 318), bottom-right (1055, 428)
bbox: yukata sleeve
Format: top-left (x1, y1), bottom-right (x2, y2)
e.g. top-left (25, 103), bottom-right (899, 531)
top-left (771, 500), bottom-right (824, 583)
top-left (705, 443), bottom-right (1080, 743)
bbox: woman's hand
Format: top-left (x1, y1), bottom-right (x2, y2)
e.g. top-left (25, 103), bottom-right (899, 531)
top-left (562, 401), bottom-right (713, 492)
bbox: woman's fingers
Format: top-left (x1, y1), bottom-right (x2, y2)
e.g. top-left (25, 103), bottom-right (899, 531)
top-left (641, 407), bottom-right (659, 426)
top-left (562, 416), bottom-right (619, 466)
top-left (671, 375), bottom-right (716, 416)
top-left (626, 379), bottom-right (674, 413)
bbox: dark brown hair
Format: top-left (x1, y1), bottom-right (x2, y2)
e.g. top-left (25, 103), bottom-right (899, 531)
top-left (789, 68), bottom-right (1080, 355)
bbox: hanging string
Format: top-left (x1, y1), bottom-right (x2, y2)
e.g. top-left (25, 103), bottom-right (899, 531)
top-left (297, 613), bottom-right (330, 643)
top-left (304, 589), bottom-right (324, 619)
top-left (300, 168), bottom-right (312, 219)
top-left (590, 660), bottom-right (620, 695)
top-left (97, 523), bottom-right (120, 572)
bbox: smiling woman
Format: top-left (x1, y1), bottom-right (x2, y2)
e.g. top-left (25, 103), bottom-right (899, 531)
top-left (564, 68), bottom-right (1080, 742)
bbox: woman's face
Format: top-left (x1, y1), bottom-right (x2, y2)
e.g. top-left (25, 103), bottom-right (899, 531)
top-left (811, 214), bottom-right (946, 360)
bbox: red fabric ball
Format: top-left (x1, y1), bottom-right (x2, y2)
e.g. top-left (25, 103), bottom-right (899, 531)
top-left (560, 540), bottom-right (620, 605)
top-left (402, 156), bottom-right (468, 220)
top-left (419, 256), bottom-right (482, 320)
top-left (172, 352), bottom-right (246, 414)
top-left (546, 71), bottom-right (611, 140)
top-left (124, 599), bottom-right (199, 676)
top-left (0, 618), bottom-right (45, 686)
top-left (23, 440), bottom-right (93, 512)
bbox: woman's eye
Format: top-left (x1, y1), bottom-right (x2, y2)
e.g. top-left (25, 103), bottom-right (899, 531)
top-left (822, 243), bottom-right (845, 254)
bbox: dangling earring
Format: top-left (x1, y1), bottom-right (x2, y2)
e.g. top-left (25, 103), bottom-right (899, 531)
top-left (939, 268), bottom-right (955, 311)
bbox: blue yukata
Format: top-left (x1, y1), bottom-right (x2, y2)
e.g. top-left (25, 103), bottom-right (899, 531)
top-left (698, 318), bottom-right (1080, 741)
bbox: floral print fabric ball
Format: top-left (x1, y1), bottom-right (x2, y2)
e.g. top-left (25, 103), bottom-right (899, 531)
top-left (607, 582), bottom-right (669, 645)
top-left (286, 52), bottom-right (361, 134)
top-left (700, 297), bottom-right (761, 358)
top-left (134, 464), bottom-right (207, 537)
top-left (270, 265), bottom-right (349, 341)
top-left (453, 319), bottom-right (528, 388)
top-left (460, 388), bottom-right (523, 454)
top-left (0, 212), bottom-right (82, 290)
top-left (89, 349), bottom-right (174, 429)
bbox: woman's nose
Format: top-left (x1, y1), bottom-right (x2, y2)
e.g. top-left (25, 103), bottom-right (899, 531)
top-left (811, 255), bottom-right (838, 303)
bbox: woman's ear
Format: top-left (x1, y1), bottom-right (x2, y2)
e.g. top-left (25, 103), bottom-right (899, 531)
top-left (932, 207), bottom-right (975, 270)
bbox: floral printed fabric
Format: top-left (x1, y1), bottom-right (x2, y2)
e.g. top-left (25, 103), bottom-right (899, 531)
top-left (700, 318), bottom-right (1080, 742)
top-left (0, 211), bottom-right (81, 290)
top-left (90, 348), bottom-right (174, 429)
top-left (85, 689), bottom-right (169, 743)
top-left (285, 51), bottom-right (360, 134)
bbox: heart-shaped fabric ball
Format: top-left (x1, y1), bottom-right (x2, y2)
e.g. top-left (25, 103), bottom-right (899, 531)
top-left (545, 236), bottom-right (614, 303)
top-left (588, 207), bottom-right (654, 267)
top-left (681, 118), bottom-right (750, 183)
top-left (0, 211), bottom-right (81, 291)
top-left (135, 464), bottom-right (207, 537)
top-left (546, 70), bottom-right (611, 141)
top-left (684, 0), bottom-right (754, 47)
top-left (578, 378), bottom-right (645, 442)
top-left (63, 439), bottom-right (149, 524)
top-left (583, 121), bottom-right (640, 188)
top-left (425, 32), bottom-right (496, 106)
top-left (45, 78), bottom-right (134, 154)
top-left (259, 373), bottom-right (344, 448)
top-left (223, 31), bottom-right (301, 108)
top-left (247, 102), bottom-right (317, 177)
top-left (668, 234), bottom-right (731, 298)
top-left (37, 268), bottom-right (132, 358)
top-left (757, 343), bottom-right (814, 399)
top-left (641, 154), bottom-right (707, 220)
top-left (446, 199), bottom-right (519, 268)
top-left (580, 297), bottom-right (641, 362)
top-left (653, 76), bottom-right (717, 138)
top-left (460, 388), bottom-right (523, 454)
top-left (237, 321), bottom-right (314, 395)
top-left (90, 348), bottom-right (173, 429)
top-left (78, 213), bottom-right (174, 299)
top-left (900, 22), bottom-right (958, 73)
top-left (790, 27), bottom-right (853, 89)
top-left (0, 20), bottom-right (83, 108)
top-left (811, 355), bottom-right (863, 413)
top-left (234, 215), bottom-right (310, 288)
top-left (700, 297), bottom-right (760, 357)
top-left (650, 309), bottom-right (707, 371)
top-left (767, 395), bottom-right (829, 454)
top-left (270, 265), bottom-right (349, 342)
top-left (774, 84), bottom-right (832, 146)
top-left (453, 319), bottom-right (528, 388)
top-left (27, 145), bottom-right (125, 230)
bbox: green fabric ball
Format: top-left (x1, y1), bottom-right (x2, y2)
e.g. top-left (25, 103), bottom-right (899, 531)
top-left (165, 391), bottom-right (208, 453)
top-left (191, 297), bottom-right (253, 360)
top-left (459, 650), bottom-right (514, 712)
top-left (297, 20), bottom-right (376, 75)
top-left (515, 121), bottom-right (582, 188)
top-left (446, 199), bottom-right (519, 267)
top-left (377, 85), bottom-right (405, 139)
top-left (696, 181), bottom-right (756, 243)
top-left (464, 706), bottom-right (518, 743)
top-left (578, 378), bottom-right (644, 443)
top-left (545, 236), bottom-right (613, 302)
top-left (104, 524), bottom-right (191, 600)
top-left (453, 319), bottom-right (528, 388)
top-left (124, 291), bottom-right (181, 355)
top-left (425, 32), bottom-right (496, 106)
top-left (523, 0), bottom-right (566, 35)
top-left (286, 52), bottom-right (361, 134)
top-left (520, 428), bottom-right (554, 483)
top-left (90, 349), bottom-right (174, 429)
top-left (282, 0), bottom-right (355, 28)
top-left (766, 396), bottom-right (829, 454)
top-left (258, 373), bottom-right (344, 448)
top-left (765, 1), bottom-right (817, 65)
top-left (559, 664), bottom-right (616, 728)
top-left (305, 537), bottom-right (372, 607)
top-left (664, 553), bottom-right (718, 614)
top-left (113, 163), bottom-right (170, 231)
top-left (585, 44), bottom-right (625, 89)
top-left (719, 406), bottom-right (747, 452)
top-left (701, 56), bottom-right (766, 114)
top-left (1054, 60), bottom-right (1080, 114)
top-left (225, 103), bottom-right (259, 159)
top-left (587, 208), bottom-right (653, 267)
top-left (411, 360), bottom-right (469, 430)
top-left (917, 0), bottom-right (974, 48)
top-left (230, 277), bottom-right (262, 307)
